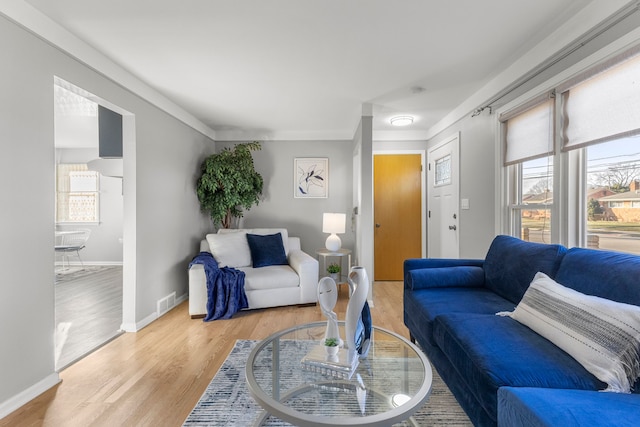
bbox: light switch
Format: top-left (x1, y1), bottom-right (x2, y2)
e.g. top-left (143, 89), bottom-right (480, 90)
top-left (461, 198), bottom-right (470, 210)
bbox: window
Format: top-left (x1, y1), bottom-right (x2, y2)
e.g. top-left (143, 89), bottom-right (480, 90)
top-left (56, 164), bottom-right (99, 223)
top-left (434, 154), bottom-right (451, 186)
top-left (501, 96), bottom-right (555, 243)
top-left (566, 49), bottom-right (640, 254)
top-left (505, 157), bottom-right (554, 243)
top-left (501, 45), bottom-right (640, 255)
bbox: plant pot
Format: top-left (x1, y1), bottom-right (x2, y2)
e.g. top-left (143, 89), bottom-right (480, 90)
top-left (329, 272), bottom-right (340, 283)
top-left (324, 345), bottom-right (339, 356)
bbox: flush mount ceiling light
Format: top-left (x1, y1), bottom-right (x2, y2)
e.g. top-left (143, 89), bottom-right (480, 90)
top-left (390, 116), bottom-right (414, 126)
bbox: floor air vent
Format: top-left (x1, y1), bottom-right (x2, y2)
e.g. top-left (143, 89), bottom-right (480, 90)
top-left (157, 292), bottom-right (176, 317)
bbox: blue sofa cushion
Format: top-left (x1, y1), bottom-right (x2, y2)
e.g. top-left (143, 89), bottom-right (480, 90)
top-left (433, 313), bottom-right (604, 421)
top-left (404, 287), bottom-right (515, 346)
top-left (504, 272), bottom-right (640, 393)
top-left (498, 387), bottom-right (640, 427)
top-left (555, 247), bottom-right (640, 306)
top-left (483, 235), bottom-right (567, 304)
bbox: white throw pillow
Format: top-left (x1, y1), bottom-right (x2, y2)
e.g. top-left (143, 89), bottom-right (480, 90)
top-left (501, 272), bottom-right (640, 393)
top-left (205, 231), bottom-right (252, 268)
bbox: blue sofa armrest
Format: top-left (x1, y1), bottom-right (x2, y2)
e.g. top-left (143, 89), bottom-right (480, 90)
top-left (404, 258), bottom-right (485, 291)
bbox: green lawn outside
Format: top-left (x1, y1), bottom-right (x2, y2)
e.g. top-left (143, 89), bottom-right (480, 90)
top-left (587, 221), bottom-right (640, 233)
top-left (522, 218), bottom-right (640, 233)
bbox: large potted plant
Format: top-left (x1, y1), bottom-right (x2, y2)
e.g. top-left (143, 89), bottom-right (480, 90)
top-left (196, 141), bottom-right (264, 228)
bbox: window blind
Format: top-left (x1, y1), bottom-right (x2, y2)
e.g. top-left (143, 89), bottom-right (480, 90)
top-left (561, 49), bottom-right (640, 151)
top-left (56, 164), bottom-right (99, 223)
top-left (501, 96), bottom-right (554, 166)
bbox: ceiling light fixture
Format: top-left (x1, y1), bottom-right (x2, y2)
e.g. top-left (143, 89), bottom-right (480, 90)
top-left (390, 116), bottom-right (413, 126)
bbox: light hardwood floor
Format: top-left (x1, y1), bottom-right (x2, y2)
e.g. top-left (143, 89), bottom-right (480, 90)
top-left (2, 281), bottom-right (408, 427)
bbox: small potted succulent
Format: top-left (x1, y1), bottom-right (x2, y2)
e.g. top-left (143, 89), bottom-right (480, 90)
top-left (327, 263), bottom-right (341, 282)
top-left (324, 337), bottom-right (340, 356)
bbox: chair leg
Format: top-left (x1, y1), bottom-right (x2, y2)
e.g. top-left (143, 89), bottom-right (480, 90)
top-left (76, 250), bottom-right (84, 269)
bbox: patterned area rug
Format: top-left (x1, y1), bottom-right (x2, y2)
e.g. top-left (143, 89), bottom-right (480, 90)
top-left (183, 340), bottom-right (472, 426)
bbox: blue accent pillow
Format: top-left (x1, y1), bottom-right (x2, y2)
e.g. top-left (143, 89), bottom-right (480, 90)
top-left (246, 233), bottom-right (288, 268)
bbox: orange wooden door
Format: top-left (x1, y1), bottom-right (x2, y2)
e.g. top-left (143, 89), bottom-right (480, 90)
top-left (374, 154), bottom-right (422, 280)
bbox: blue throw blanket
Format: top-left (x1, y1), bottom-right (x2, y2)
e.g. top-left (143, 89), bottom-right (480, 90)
top-left (189, 252), bottom-right (249, 321)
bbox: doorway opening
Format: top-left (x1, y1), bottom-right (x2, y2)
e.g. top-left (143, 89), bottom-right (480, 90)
top-left (53, 78), bottom-right (130, 370)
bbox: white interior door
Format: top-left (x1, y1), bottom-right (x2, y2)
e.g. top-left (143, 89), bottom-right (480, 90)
top-left (428, 133), bottom-right (459, 258)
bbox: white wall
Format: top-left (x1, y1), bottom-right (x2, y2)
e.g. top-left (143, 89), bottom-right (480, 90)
top-left (426, 112), bottom-right (497, 259)
top-left (356, 116), bottom-right (374, 285)
top-left (216, 140), bottom-right (355, 256)
top-left (0, 14), bottom-right (214, 414)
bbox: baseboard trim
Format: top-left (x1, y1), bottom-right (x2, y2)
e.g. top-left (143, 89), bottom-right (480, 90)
top-left (175, 292), bottom-right (188, 307)
top-left (121, 312), bottom-right (156, 332)
top-left (0, 373), bottom-right (60, 419)
top-left (121, 293), bottom-right (187, 332)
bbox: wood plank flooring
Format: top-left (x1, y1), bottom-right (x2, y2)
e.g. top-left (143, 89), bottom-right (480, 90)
top-left (55, 266), bottom-right (123, 370)
top-left (1, 281), bottom-right (408, 427)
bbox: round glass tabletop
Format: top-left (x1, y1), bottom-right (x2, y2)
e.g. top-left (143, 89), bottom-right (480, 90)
top-left (245, 321), bottom-right (432, 427)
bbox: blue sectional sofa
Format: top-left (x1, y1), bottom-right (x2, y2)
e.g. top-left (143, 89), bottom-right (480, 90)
top-left (404, 235), bottom-right (640, 426)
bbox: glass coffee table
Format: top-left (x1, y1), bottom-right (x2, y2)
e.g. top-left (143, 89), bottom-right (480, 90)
top-left (245, 321), bottom-right (432, 426)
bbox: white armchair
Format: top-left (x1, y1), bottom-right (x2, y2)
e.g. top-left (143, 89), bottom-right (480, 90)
top-left (189, 228), bottom-right (319, 318)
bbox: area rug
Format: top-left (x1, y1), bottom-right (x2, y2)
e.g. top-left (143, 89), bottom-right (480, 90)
top-left (183, 340), bottom-right (472, 426)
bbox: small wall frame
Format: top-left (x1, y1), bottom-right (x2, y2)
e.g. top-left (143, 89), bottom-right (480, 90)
top-left (294, 157), bottom-right (328, 198)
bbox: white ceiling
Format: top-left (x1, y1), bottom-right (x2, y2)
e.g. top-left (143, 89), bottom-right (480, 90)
top-left (25, 0), bottom-right (596, 140)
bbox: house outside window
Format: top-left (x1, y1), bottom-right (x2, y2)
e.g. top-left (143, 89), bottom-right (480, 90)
top-left (56, 164), bottom-right (100, 223)
top-left (500, 45), bottom-right (640, 255)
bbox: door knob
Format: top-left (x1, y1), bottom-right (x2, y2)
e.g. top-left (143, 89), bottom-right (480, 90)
top-left (375, 223), bottom-right (381, 228)
top-left (449, 225), bottom-right (457, 230)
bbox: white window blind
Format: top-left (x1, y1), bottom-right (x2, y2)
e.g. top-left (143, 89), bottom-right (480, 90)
top-left (501, 96), bottom-right (554, 166)
top-left (69, 171), bottom-right (98, 192)
top-left (561, 50), bottom-right (640, 151)
top-left (56, 164), bottom-right (99, 223)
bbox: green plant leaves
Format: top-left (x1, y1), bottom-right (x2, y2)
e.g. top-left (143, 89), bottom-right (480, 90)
top-left (196, 141), bottom-right (264, 228)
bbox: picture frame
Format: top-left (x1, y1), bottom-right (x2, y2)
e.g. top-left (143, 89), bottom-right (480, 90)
top-left (294, 157), bottom-right (328, 198)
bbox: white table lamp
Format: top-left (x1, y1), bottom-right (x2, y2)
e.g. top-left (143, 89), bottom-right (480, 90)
top-left (323, 213), bottom-right (346, 251)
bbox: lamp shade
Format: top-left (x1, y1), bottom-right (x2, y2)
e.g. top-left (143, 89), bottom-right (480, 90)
top-left (323, 213), bottom-right (346, 234)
